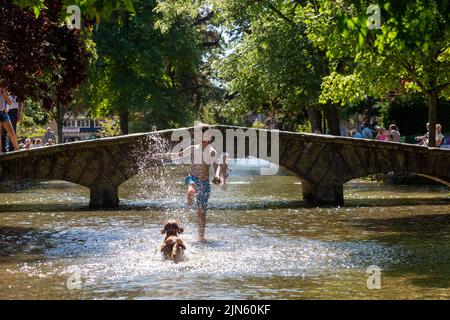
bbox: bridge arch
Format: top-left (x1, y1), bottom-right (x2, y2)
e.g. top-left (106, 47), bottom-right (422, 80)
top-left (1, 125), bottom-right (449, 208)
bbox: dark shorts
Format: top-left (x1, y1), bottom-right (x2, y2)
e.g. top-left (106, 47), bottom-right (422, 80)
top-left (185, 175), bottom-right (211, 209)
top-left (0, 111), bottom-right (10, 122)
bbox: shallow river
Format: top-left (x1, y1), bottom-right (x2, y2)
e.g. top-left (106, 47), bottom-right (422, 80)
top-left (1, 160), bottom-right (450, 299)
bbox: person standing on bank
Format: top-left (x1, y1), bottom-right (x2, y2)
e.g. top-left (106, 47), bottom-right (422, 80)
top-left (0, 87), bottom-right (20, 154)
top-left (43, 127), bottom-right (57, 145)
top-left (2, 94), bottom-right (23, 153)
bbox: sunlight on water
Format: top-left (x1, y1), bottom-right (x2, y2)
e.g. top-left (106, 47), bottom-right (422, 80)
top-left (1, 152), bottom-right (450, 299)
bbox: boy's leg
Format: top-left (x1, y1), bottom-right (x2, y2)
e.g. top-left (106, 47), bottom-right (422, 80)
top-left (187, 184), bottom-right (195, 206)
top-left (196, 183), bottom-right (210, 241)
top-left (222, 176), bottom-right (227, 190)
top-left (197, 208), bottom-right (206, 241)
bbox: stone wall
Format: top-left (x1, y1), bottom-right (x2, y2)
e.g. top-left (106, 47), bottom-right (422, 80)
top-left (1, 125), bottom-right (449, 207)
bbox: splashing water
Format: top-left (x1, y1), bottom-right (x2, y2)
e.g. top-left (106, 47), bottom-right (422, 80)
top-left (0, 140), bottom-right (449, 299)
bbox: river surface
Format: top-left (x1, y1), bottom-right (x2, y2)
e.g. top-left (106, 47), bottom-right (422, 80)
top-left (0, 159), bottom-right (450, 299)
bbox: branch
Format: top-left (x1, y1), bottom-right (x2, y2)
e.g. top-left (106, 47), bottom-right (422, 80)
top-left (398, 57), bottom-right (428, 93)
top-left (202, 30), bottom-right (223, 48)
top-left (193, 11), bottom-right (214, 26)
top-left (438, 82), bottom-right (450, 92)
top-left (266, 2), bottom-right (299, 29)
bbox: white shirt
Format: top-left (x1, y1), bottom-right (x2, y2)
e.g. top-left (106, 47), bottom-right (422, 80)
top-left (7, 96), bottom-right (19, 110)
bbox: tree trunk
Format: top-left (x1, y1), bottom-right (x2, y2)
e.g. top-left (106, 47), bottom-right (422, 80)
top-left (56, 103), bottom-right (64, 144)
top-left (325, 101), bottom-right (340, 136)
top-left (119, 110), bottom-right (129, 135)
top-left (307, 106), bottom-right (322, 133)
top-left (427, 91), bottom-right (437, 147)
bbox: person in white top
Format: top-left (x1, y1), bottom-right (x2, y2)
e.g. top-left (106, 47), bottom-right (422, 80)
top-left (2, 93), bottom-right (23, 152)
top-left (0, 87), bottom-right (20, 154)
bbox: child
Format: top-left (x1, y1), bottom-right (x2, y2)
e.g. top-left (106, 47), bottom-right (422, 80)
top-left (213, 152), bottom-right (231, 190)
top-left (156, 124), bottom-right (221, 241)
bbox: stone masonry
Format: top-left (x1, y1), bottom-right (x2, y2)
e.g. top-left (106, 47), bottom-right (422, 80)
top-left (0, 125), bottom-right (449, 208)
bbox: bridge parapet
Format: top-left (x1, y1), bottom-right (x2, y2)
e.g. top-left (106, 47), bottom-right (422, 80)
top-left (1, 125), bottom-right (449, 207)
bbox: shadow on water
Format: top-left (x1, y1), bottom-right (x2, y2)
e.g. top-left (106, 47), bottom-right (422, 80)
top-left (346, 213), bottom-right (450, 289)
top-left (0, 226), bottom-right (55, 264)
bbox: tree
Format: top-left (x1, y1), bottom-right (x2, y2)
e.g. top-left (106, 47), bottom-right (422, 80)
top-left (87, 0), bottom-right (222, 134)
top-left (1, 0), bottom-right (91, 144)
top-left (205, 0), bottom-right (332, 132)
top-left (317, 0), bottom-right (450, 146)
top-left (12, 0), bottom-right (137, 19)
top-left (0, 0), bottom-right (89, 109)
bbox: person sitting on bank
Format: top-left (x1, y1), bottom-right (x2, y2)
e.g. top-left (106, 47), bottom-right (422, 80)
top-left (389, 124), bottom-right (401, 142)
top-left (361, 122), bottom-right (373, 139)
top-left (415, 123), bottom-right (444, 147)
top-left (375, 127), bottom-right (390, 141)
top-left (33, 138), bottom-right (43, 148)
top-left (24, 138), bottom-right (34, 150)
top-left (436, 124), bottom-right (445, 147)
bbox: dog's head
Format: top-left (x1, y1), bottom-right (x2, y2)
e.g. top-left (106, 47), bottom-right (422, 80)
top-left (161, 220), bottom-right (184, 237)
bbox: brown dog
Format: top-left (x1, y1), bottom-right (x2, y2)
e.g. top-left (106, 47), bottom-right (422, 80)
top-left (160, 220), bottom-right (186, 262)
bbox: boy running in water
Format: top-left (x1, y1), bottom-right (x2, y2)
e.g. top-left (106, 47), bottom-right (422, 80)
top-left (160, 124), bottom-right (222, 241)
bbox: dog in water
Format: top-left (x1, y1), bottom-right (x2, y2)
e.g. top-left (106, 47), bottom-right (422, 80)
top-left (160, 220), bottom-right (186, 262)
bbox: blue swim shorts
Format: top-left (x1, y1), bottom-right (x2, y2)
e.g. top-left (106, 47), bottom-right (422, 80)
top-left (0, 111), bottom-right (10, 122)
top-left (185, 175), bottom-right (211, 209)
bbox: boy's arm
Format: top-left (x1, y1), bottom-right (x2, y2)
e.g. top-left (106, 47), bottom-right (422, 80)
top-left (215, 163), bottom-right (221, 178)
top-left (211, 148), bottom-right (222, 181)
top-left (154, 146), bottom-right (192, 160)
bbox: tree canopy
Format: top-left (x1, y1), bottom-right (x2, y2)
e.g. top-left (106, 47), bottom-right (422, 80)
top-left (1, 0), bottom-right (449, 141)
top-left (0, 0), bottom-right (89, 109)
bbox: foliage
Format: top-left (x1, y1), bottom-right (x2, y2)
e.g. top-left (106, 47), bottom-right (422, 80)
top-left (97, 117), bottom-right (122, 137)
top-left (86, 0), bottom-right (221, 132)
top-left (215, 0), bottom-right (328, 131)
top-left (379, 94), bottom-right (450, 135)
top-left (15, 99), bottom-right (49, 140)
top-left (0, 0), bottom-right (89, 110)
top-left (313, 0), bottom-right (450, 145)
top-left (12, 0), bottom-right (137, 19)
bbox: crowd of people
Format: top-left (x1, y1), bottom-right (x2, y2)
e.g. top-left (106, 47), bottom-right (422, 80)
top-left (350, 122), bottom-right (402, 142)
top-left (349, 119), bottom-right (446, 147)
top-left (16, 127), bottom-right (57, 151)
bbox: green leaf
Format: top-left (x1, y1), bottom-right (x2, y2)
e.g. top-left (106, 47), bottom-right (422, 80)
top-left (33, 6), bottom-right (40, 18)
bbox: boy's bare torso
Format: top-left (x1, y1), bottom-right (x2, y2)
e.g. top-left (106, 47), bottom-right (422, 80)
top-left (186, 144), bottom-right (217, 181)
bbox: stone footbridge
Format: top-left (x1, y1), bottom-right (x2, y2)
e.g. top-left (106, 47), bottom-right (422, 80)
top-left (0, 125), bottom-right (449, 208)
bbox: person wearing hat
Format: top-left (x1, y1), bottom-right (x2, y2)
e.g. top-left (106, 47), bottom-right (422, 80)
top-left (43, 127), bottom-right (57, 145)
